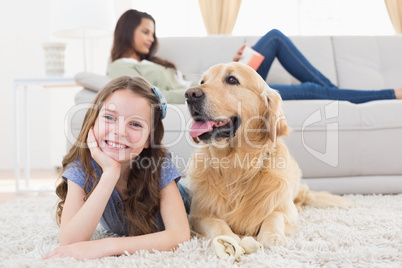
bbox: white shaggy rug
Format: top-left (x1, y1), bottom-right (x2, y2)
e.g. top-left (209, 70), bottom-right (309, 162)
top-left (1, 194), bottom-right (401, 267)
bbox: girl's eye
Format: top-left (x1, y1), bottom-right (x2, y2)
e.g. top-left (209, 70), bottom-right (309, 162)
top-left (104, 115), bottom-right (115, 121)
top-left (131, 122), bottom-right (143, 128)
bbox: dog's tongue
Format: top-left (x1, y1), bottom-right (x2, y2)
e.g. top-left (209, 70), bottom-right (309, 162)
top-left (190, 121), bottom-right (216, 138)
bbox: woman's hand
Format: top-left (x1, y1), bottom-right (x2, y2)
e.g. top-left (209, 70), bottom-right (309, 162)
top-left (44, 239), bottom-right (113, 261)
top-left (233, 44), bottom-right (246, 62)
top-left (87, 127), bottom-right (120, 174)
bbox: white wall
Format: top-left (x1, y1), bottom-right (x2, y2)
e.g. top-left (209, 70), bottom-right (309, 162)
top-left (0, 0), bottom-right (131, 171)
top-left (235, 0), bottom-right (394, 36)
top-left (132, 0), bottom-right (394, 37)
top-left (1, 0), bottom-right (49, 171)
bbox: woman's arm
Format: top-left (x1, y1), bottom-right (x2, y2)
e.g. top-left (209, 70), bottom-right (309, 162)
top-left (107, 60), bottom-right (142, 79)
top-left (233, 44), bottom-right (246, 62)
top-left (45, 181), bottom-right (190, 260)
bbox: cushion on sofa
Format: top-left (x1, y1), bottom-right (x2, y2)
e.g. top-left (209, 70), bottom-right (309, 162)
top-left (74, 72), bottom-right (111, 93)
top-left (157, 36), bottom-right (245, 82)
top-left (282, 100), bottom-right (402, 178)
top-left (332, 35), bottom-right (402, 90)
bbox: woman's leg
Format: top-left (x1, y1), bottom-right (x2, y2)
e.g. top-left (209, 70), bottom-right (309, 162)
top-left (253, 29), bottom-right (336, 87)
top-left (270, 83), bottom-right (396, 104)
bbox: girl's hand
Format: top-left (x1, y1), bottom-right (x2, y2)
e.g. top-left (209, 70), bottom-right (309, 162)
top-left (233, 44), bottom-right (246, 62)
top-left (87, 127), bottom-right (120, 173)
top-left (44, 239), bottom-right (112, 261)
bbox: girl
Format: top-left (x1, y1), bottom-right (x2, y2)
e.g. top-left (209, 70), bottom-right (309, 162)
top-left (45, 76), bottom-right (191, 260)
top-left (108, 9), bottom-right (402, 104)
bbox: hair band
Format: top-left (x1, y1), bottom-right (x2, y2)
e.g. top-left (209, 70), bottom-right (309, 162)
top-left (152, 86), bottom-right (167, 119)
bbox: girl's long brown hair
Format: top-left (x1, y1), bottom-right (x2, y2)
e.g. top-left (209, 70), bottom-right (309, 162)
top-left (111, 9), bottom-right (176, 70)
top-left (56, 76), bottom-right (167, 236)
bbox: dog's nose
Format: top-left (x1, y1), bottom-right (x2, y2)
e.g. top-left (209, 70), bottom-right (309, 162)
top-left (185, 87), bottom-right (204, 103)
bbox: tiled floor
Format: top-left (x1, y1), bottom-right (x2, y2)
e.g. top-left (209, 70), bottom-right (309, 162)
top-left (0, 169), bottom-right (59, 204)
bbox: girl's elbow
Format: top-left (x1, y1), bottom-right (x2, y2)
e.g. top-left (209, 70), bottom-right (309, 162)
top-left (174, 227), bottom-right (191, 245)
top-left (180, 230), bottom-right (191, 243)
top-left (167, 227), bottom-right (191, 250)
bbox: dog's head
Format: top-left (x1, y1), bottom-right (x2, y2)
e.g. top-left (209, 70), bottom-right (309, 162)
top-left (186, 62), bottom-right (288, 147)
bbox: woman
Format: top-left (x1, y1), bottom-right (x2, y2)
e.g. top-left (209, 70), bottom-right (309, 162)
top-left (108, 10), bottom-right (195, 104)
top-left (108, 9), bottom-right (402, 104)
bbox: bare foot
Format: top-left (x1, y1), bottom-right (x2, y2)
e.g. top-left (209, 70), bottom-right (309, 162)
top-left (395, 88), bottom-right (402, 99)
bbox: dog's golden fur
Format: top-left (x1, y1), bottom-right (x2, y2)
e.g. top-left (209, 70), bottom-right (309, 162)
top-left (186, 62), bottom-right (353, 247)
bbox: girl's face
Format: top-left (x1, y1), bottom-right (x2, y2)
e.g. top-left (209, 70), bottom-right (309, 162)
top-left (93, 89), bottom-right (152, 164)
top-left (133, 18), bottom-right (155, 57)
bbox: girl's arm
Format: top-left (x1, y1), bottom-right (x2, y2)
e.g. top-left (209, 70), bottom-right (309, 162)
top-left (59, 127), bottom-right (121, 245)
top-left (44, 180), bottom-right (190, 260)
top-left (107, 180), bottom-right (191, 255)
top-left (58, 169), bottom-right (119, 245)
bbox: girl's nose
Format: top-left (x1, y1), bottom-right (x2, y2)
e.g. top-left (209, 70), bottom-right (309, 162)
top-left (114, 117), bottom-right (126, 137)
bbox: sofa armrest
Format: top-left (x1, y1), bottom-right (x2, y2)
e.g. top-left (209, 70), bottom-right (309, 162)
top-left (74, 72), bottom-right (111, 93)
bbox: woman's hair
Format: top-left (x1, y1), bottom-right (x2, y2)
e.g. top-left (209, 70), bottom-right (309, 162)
top-left (111, 9), bottom-right (176, 70)
top-left (55, 76), bottom-right (167, 236)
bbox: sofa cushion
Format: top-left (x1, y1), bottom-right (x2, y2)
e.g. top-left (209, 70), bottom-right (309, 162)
top-left (161, 99), bottom-right (402, 178)
top-left (74, 88), bottom-right (98, 104)
top-left (74, 72), bottom-right (111, 93)
top-left (282, 100), bottom-right (402, 178)
top-left (157, 36), bottom-right (246, 82)
top-left (332, 35), bottom-right (402, 89)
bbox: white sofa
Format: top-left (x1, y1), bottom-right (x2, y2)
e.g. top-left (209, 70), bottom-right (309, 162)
top-left (68, 35), bottom-right (402, 194)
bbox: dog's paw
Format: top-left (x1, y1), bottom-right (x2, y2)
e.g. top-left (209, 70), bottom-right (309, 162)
top-left (212, 235), bottom-right (245, 261)
top-left (258, 233), bottom-right (288, 248)
top-left (239, 236), bottom-right (263, 254)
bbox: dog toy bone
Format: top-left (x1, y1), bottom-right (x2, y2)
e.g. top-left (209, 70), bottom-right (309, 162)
top-left (239, 236), bottom-right (263, 254)
top-left (212, 235), bottom-right (245, 261)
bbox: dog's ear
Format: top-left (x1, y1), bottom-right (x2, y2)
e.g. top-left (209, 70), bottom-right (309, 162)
top-left (261, 84), bottom-right (289, 144)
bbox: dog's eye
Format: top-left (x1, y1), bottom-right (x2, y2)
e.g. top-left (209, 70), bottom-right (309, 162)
top-left (226, 76), bottom-right (239, 85)
top-left (200, 80), bottom-right (204, 85)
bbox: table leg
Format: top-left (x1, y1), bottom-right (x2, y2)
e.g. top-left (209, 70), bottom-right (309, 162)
top-left (23, 85), bottom-right (30, 188)
top-left (14, 82), bottom-right (20, 193)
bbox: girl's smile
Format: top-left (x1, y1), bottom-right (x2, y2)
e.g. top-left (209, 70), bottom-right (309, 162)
top-left (104, 140), bottom-right (130, 149)
top-left (93, 89), bottom-right (152, 163)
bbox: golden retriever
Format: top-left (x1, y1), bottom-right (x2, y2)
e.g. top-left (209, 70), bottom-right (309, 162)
top-left (185, 62), bottom-right (353, 257)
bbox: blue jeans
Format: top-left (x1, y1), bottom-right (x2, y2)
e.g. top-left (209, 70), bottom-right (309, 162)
top-left (252, 29), bottom-right (396, 104)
